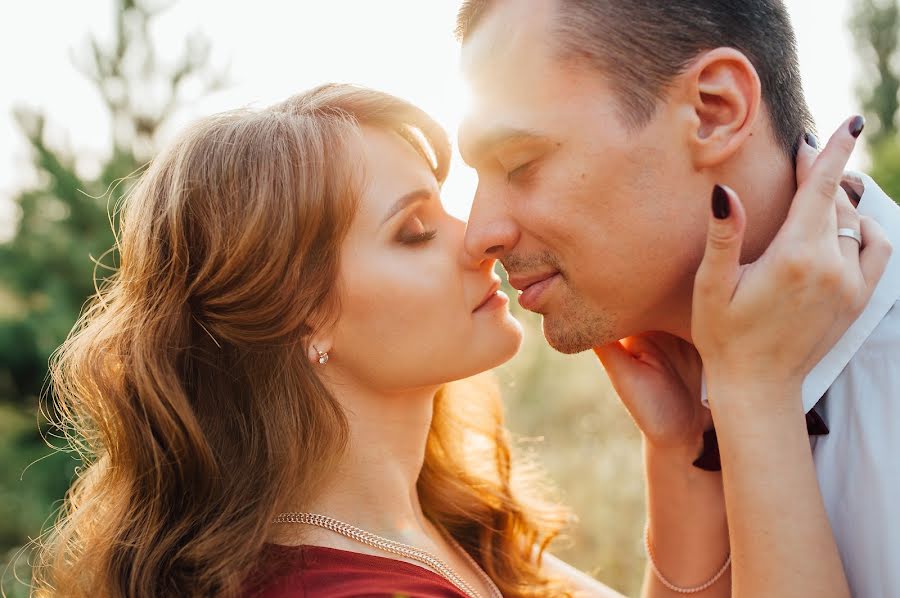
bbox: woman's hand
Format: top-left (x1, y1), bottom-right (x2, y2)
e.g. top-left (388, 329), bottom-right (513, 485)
top-left (593, 332), bottom-right (706, 455)
top-left (690, 116), bottom-right (891, 598)
top-left (692, 118), bottom-right (891, 391)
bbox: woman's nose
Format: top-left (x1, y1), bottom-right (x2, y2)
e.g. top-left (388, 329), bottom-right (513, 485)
top-left (449, 215), bottom-right (491, 271)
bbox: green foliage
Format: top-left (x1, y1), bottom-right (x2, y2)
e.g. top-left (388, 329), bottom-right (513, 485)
top-left (0, 403), bottom-right (76, 573)
top-left (0, 0), bottom-right (225, 405)
top-left (0, 114), bottom-right (125, 402)
top-left (851, 0), bottom-right (899, 145)
top-left (851, 0), bottom-right (900, 204)
top-left (869, 136), bottom-right (900, 201)
top-left (0, 0), bottom-right (224, 590)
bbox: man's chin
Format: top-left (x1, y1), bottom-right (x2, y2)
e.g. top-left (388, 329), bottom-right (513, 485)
top-left (541, 316), bottom-right (595, 355)
top-left (541, 310), bottom-right (617, 354)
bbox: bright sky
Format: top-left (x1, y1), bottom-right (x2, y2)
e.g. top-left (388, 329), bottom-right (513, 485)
top-left (0, 0), bottom-right (864, 236)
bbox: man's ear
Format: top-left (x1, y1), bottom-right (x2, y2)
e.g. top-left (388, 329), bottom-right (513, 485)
top-left (676, 47), bottom-right (762, 169)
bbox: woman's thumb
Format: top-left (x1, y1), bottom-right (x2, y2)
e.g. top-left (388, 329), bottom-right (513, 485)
top-left (593, 340), bottom-right (635, 381)
top-left (695, 184), bottom-right (746, 305)
top-left (593, 340), bottom-right (647, 419)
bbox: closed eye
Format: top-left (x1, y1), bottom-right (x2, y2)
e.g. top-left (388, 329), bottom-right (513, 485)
top-left (399, 229), bottom-right (438, 245)
top-left (506, 160), bottom-right (535, 184)
top-left (397, 215), bottom-right (437, 245)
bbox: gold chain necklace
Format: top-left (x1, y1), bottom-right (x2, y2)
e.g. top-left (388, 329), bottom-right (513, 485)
top-left (272, 512), bottom-right (503, 598)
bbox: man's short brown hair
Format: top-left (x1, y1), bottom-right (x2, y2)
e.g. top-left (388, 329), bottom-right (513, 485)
top-left (456, 0), bottom-right (815, 158)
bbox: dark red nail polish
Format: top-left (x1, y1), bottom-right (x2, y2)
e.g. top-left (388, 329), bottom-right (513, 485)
top-left (849, 115), bottom-right (865, 138)
top-left (712, 185), bottom-right (730, 219)
top-left (804, 132), bottom-right (818, 149)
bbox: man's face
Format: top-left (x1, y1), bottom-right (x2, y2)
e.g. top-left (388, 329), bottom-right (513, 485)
top-left (459, 0), bottom-right (711, 352)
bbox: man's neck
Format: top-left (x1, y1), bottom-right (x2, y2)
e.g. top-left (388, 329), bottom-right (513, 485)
top-left (671, 137), bottom-right (799, 343)
top-left (732, 141), bottom-right (798, 265)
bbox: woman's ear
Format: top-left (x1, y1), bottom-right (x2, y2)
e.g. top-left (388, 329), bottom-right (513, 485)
top-left (676, 47), bottom-right (762, 169)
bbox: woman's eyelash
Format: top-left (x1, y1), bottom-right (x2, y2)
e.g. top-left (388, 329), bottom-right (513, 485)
top-left (399, 229), bottom-right (438, 245)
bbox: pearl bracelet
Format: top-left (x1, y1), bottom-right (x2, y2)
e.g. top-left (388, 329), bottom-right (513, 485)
top-left (644, 525), bottom-right (732, 594)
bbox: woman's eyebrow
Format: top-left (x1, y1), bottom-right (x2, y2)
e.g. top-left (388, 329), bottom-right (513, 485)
top-left (381, 188), bottom-right (433, 226)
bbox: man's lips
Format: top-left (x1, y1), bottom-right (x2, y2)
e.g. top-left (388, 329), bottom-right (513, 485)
top-left (507, 271), bottom-right (560, 311)
top-left (507, 271), bottom-right (559, 293)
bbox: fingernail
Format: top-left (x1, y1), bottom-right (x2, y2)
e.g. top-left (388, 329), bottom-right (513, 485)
top-left (712, 184), bottom-right (730, 219)
top-left (804, 132), bottom-right (818, 149)
top-left (849, 115), bottom-right (865, 138)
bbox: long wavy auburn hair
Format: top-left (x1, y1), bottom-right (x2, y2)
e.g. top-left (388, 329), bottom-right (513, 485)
top-left (33, 83), bottom-right (573, 597)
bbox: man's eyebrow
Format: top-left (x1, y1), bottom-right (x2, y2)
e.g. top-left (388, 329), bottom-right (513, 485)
top-left (460, 125), bottom-right (549, 166)
top-left (381, 188), bottom-right (433, 226)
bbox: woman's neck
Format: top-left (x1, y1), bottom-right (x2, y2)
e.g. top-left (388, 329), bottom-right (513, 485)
top-left (278, 378), bottom-right (441, 545)
top-left (270, 378), bottom-right (501, 598)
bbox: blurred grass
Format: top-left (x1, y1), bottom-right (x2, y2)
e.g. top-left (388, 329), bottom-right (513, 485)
top-left (497, 304), bottom-right (645, 596)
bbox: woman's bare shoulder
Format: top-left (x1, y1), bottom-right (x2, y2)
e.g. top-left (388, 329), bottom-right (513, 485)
top-left (542, 553), bottom-right (627, 598)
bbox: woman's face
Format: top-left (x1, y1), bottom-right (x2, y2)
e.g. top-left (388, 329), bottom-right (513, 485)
top-left (327, 126), bottom-right (523, 392)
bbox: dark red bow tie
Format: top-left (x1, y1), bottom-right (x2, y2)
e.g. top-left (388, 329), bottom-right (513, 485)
top-left (693, 406), bottom-right (829, 472)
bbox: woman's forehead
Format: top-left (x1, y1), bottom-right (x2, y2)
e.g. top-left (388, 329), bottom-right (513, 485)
top-left (354, 127), bottom-right (440, 219)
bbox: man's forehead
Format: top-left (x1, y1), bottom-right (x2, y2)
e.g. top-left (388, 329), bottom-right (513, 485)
top-left (458, 1), bottom-right (561, 160)
top-left (459, 0), bottom-right (557, 86)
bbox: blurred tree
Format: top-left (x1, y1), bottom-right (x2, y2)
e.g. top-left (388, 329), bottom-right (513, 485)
top-left (851, 0), bottom-right (900, 201)
top-left (0, 0), bottom-right (225, 588)
top-left (0, 0), bottom-right (225, 404)
top-left (869, 132), bottom-right (900, 199)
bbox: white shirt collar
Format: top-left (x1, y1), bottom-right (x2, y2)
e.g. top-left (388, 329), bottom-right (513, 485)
top-left (701, 173), bottom-right (900, 413)
top-left (799, 173), bottom-right (900, 412)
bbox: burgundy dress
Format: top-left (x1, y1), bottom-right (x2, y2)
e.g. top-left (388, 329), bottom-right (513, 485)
top-left (244, 544), bottom-right (470, 597)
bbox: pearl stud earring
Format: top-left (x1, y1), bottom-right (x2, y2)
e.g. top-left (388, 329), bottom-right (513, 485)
top-left (313, 346), bottom-right (329, 365)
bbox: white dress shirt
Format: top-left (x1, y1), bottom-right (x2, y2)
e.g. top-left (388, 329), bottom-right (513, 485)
top-left (809, 173), bottom-right (900, 597)
top-left (702, 173), bottom-right (900, 597)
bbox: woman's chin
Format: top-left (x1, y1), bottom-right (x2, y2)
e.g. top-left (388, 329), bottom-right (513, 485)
top-left (506, 314), bottom-right (525, 348)
top-left (475, 316), bottom-right (525, 371)
top-left (418, 316), bottom-right (524, 385)
top-left (432, 327), bottom-right (522, 384)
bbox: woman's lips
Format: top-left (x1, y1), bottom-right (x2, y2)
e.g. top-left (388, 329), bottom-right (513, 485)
top-left (473, 280), bottom-right (504, 312)
top-left (510, 272), bottom-right (560, 311)
top-left (473, 289), bottom-right (509, 313)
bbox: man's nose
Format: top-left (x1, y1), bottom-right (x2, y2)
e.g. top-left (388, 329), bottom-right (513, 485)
top-left (463, 187), bottom-right (519, 263)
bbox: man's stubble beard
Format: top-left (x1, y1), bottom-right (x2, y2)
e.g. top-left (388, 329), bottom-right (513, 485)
top-left (501, 251), bottom-right (617, 354)
top-left (540, 288), bottom-right (616, 354)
